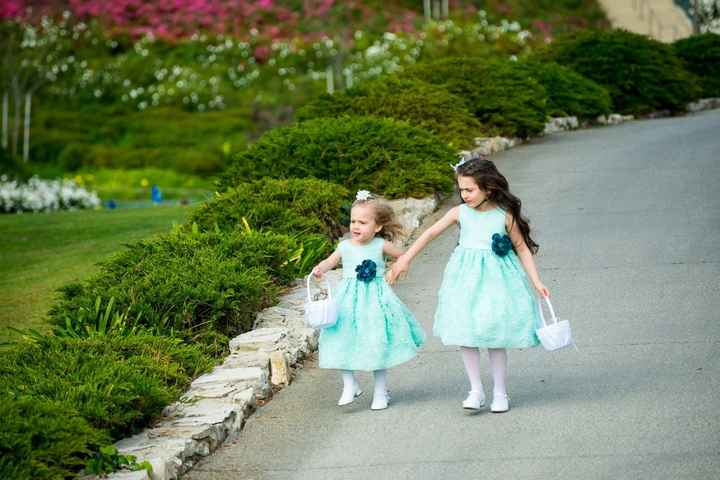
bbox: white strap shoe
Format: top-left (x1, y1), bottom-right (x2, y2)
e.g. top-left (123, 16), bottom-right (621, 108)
top-left (337, 382), bottom-right (363, 406)
top-left (462, 390), bottom-right (486, 410)
top-left (370, 390), bottom-right (390, 410)
top-left (490, 394), bottom-right (510, 413)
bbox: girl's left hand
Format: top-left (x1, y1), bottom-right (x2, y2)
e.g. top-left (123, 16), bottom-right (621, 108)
top-left (534, 281), bottom-right (550, 298)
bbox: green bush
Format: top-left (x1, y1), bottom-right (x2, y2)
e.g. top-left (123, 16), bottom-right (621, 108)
top-left (218, 116), bottom-right (456, 198)
top-left (0, 334), bottom-right (212, 479)
top-left (191, 177), bottom-right (348, 237)
top-left (297, 76), bottom-right (485, 148)
top-left (520, 60), bottom-right (612, 119)
top-left (0, 393), bottom-right (107, 480)
top-left (542, 29), bottom-right (701, 114)
top-left (402, 57), bottom-right (549, 138)
top-left (673, 33), bottom-right (720, 98)
top-left (49, 229), bottom-right (298, 344)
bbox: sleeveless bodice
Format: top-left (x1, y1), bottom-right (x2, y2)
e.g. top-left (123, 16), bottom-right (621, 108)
top-left (457, 204), bottom-right (508, 249)
top-left (339, 237), bottom-right (386, 278)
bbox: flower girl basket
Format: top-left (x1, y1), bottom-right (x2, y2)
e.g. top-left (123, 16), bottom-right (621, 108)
top-left (536, 296), bottom-right (577, 351)
top-left (304, 274), bottom-right (338, 329)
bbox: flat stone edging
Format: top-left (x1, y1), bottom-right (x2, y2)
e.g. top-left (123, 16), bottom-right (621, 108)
top-left (98, 197), bottom-right (438, 480)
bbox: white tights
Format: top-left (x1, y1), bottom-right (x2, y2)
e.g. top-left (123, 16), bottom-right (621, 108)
top-left (460, 347), bottom-right (507, 397)
top-left (341, 369), bottom-right (388, 396)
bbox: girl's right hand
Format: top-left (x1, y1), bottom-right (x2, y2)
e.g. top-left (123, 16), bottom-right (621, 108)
top-left (312, 265), bottom-right (324, 279)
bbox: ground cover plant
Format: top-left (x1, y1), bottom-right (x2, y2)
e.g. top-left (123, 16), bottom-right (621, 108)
top-left (217, 116), bottom-right (457, 198)
top-left (520, 60), bottom-right (612, 119)
top-left (542, 29), bottom-right (701, 115)
top-left (402, 56), bottom-right (549, 138)
top-left (297, 76), bottom-right (485, 148)
top-left (673, 32), bottom-right (720, 98)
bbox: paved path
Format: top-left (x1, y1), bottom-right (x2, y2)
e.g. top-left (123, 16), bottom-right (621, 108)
top-left (187, 110), bottom-right (720, 480)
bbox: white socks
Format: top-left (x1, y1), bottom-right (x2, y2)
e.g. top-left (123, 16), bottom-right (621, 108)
top-left (461, 347), bottom-right (484, 394)
top-left (337, 370), bottom-right (362, 406)
top-left (488, 348), bottom-right (507, 398)
top-left (371, 369), bottom-right (389, 410)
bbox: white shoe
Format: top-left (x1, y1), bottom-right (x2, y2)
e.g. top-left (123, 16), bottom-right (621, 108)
top-left (490, 394), bottom-right (510, 413)
top-left (370, 390), bottom-right (390, 410)
top-left (462, 390), bottom-right (486, 410)
top-left (337, 382), bottom-right (363, 406)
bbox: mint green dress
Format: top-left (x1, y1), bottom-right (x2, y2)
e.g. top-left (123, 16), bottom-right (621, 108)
top-left (319, 237), bottom-right (426, 371)
top-left (433, 204), bottom-right (541, 348)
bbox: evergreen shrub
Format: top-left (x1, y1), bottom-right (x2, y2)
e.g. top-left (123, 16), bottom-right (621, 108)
top-left (520, 60), bottom-right (612, 119)
top-left (49, 229), bottom-right (299, 346)
top-left (542, 29), bottom-right (701, 114)
top-left (191, 177), bottom-right (348, 238)
top-left (673, 33), bottom-right (720, 98)
top-left (297, 76), bottom-right (485, 148)
top-left (217, 116), bottom-right (456, 198)
top-left (402, 57), bottom-right (549, 138)
top-left (0, 334), bottom-right (212, 479)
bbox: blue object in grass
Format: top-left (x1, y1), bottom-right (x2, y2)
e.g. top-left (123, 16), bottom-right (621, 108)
top-left (151, 185), bottom-right (162, 204)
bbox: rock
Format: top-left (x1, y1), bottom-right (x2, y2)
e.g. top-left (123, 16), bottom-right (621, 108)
top-left (687, 97), bottom-right (720, 113)
top-left (387, 196), bottom-right (438, 241)
top-left (102, 470), bottom-right (151, 480)
top-left (229, 327), bottom-right (287, 353)
top-left (544, 116), bottom-right (579, 134)
top-left (270, 351), bottom-right (290, 386)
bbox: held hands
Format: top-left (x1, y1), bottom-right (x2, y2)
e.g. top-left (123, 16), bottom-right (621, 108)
top-left (385, 255), bottom-right (410, 285)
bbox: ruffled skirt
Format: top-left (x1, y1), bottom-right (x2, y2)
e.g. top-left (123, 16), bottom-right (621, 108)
top-left (433, 247), bottom-right (541, 348)
top-left (319, 277), bottom-right (426, 371)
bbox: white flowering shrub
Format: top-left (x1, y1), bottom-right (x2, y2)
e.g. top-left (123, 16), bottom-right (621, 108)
top-left (0, 175), bottom-right (101, 213)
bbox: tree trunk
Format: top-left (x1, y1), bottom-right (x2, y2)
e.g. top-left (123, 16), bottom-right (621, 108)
top-left (441, 0), bottom-right (448, 18)
top-left (2, 92), bottom-right (7, 150)
top-left (23, 92), bottom-right (31, 163)
top-left (433, 0), bottom-right (441, 19)
top-left (326, 65), bottom-right (334, 94)
top-left (11, 89), bottom-right (21, 157)
top-left (423, 0), bottom-right (431, 20)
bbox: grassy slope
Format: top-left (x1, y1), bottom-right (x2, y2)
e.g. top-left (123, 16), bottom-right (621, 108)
top-left (0, 205), bottom-right (193, 341)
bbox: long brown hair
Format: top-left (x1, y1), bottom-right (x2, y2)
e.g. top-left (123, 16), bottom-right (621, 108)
top-left (456, 157), bottom-right (539, 254)
top-left (352, 196), bottom-right (404, 242)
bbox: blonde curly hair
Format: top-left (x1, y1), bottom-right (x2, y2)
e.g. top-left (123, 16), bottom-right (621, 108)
top-left (352, 195), bottom-right (404, 242)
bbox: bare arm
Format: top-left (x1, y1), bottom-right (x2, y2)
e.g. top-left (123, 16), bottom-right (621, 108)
top-left (386, 206), bottom-right (460, 284)
top-left (312, 247), bottom-right (341, 279)
top-left (383, 239), bottom-right (405, 259)
top-left (507, 213), bottom-right (549, 297)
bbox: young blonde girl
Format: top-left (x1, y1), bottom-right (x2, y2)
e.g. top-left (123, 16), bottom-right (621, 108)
top-left (312, 191), bottom-right (426, 410)
top-left (388, 158), bottom-right (548, 413)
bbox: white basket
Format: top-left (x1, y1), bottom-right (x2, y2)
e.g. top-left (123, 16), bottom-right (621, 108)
top-left (303, 274), bottom-right (338, 329)
top-left (536, 296), bottom-right (577, 351)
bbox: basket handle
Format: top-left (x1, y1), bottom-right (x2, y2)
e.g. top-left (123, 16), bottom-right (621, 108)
top-left (537, 296), bottom-right (558, 328)
top-left (306, 274), bottom-right (332, 302)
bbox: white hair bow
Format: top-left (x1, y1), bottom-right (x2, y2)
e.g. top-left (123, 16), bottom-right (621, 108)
top-left (356, 190), bottom-right (373, 201)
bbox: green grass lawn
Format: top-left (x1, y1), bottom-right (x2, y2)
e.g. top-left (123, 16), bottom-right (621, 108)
top-left (0, 205), bottom-right (194, 341)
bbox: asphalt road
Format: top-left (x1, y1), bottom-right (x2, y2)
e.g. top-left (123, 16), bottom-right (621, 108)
top-left (187, 109), bottom-right (720, 480)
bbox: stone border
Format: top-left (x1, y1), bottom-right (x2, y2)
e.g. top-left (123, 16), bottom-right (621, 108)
top-left (99, 198), bottom-right (438, 480)
top-left (98, 97), bottom-right (720, 480)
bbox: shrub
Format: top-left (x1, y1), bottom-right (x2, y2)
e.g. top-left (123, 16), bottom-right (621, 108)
top-left (297, 76), bottom-right (485, 148)
top-left (542, 29), bottom-right (701, 114)
top-left (49, 229), bottom-right (298, 344)
top-left (218, 116), bottom-right (456, 198)
top-left (520, 60), bottom-right (612, 119)
top-left (402, 57), bottom-right (549, 138)
top-left (190, 177), bottom-right (348, 238)
top-left (673, 33), bottom-right (720, 98)
top-left (0, 334), bottom-right (213, 478)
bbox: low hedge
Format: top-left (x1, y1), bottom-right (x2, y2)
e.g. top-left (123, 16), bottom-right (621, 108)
top-left (520, 60), bottom-right (612, 119)
top-left (542, 29), bottom-right (701, 115)
top-left (49, 229), bottom-right (300, 350)
top-left (217, 116), bottom-right (456, 199)
top-left (673, 33), bottom-right (720, 98)
top-left (0, 334), bottom-right (213, 479)
top-left (401, 57), bottom-right (549, 138)
top-left (296, 76), bottom-right (485, 148)
top-left (190, 177), bottom-right (348, 238)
